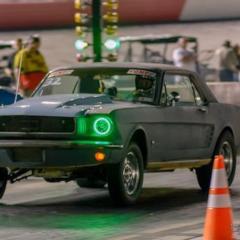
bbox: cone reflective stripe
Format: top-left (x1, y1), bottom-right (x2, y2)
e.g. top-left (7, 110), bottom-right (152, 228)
top-left (210, 168), bottom-right (229, 188)
top-left (203, 155), bottom-right (233, 240)
top-left (207, 194), bottom-right (231, 208)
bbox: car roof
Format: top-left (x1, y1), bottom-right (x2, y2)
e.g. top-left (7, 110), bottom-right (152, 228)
top-left (52, 62), bottom-right (193, 74)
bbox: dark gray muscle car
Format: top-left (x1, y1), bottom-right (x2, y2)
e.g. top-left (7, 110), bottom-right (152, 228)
top-left (0, 63), bottom-right (239, 205)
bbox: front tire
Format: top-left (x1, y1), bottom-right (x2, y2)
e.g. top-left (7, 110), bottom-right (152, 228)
top-left (0, 168), bottom-right (8, 199)
top-left (196, 131), bottom-right (236, 192)
top-left (107, 143), bottom-right (144, 206)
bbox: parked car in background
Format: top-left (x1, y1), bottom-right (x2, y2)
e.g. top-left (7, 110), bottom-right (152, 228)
top-left (0, 63), bottom-right (239, 205)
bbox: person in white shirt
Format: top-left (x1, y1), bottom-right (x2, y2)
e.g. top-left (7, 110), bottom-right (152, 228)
top-left (172, 38), bottom-right (197, 72)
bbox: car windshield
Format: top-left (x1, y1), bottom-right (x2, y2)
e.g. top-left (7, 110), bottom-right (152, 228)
top-left (34, 68), bottom-right (157, 103)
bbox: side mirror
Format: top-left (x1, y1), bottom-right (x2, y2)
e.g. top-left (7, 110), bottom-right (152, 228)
top-left (168, 91), bottom-right (180, 106)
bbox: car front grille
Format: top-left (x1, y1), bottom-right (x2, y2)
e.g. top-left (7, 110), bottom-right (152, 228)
top-left (0, 116), bottom-right (75, 133)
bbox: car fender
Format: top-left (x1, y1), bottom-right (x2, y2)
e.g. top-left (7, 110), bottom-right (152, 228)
top-left (121, 125), bottom-right (150, 164)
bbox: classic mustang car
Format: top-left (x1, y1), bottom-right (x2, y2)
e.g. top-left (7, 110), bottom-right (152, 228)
top-left (0, 63), bottom-right (239, 205)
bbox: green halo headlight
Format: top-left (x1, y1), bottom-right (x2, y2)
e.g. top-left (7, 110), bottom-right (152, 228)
top-left (93, 117), bottom-right (113, 136)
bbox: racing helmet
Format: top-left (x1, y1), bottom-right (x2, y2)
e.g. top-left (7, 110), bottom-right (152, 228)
top-left (135, 75), bottom-right (153, 91)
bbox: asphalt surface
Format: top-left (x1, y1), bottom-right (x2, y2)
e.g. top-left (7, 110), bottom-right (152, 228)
top-left (1, 163), bottom-right (240, 240)
top-left (1, 20), bottom-right (240, 239)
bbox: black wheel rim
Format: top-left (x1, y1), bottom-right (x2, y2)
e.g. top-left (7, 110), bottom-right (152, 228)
top-left (122, 151), bottom-right (140, 196)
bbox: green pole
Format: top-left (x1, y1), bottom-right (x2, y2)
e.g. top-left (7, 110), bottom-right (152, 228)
top-left (92, 0), bottom-right (102, 62)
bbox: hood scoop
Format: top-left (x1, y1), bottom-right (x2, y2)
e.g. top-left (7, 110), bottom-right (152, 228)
top-left (59, 95), bottom-right (112, 107)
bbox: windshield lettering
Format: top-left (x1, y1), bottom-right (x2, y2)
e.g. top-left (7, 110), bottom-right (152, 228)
top-left (127, 69), bottom-right (156, 78)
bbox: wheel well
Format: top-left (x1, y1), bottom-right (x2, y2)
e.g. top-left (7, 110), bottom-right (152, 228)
top-left (218, 127), bottom-right (234, 142)
top-left (213, 127), bottom-right (234, 156)
top-left (130, 130), bottom-right (147, 168)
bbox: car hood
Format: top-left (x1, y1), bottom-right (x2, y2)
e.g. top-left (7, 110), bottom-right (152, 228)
top-left (0, 94), bottom-right (150, 117)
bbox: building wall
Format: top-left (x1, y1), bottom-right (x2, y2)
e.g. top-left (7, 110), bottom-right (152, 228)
top-left (180, 0), bottom-right (240, 21)
top-left (1, 0), bottom-right (240, 30)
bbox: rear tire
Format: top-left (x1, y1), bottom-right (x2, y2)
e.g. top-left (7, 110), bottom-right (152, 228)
top-left (0, 168), bottom-right (8, 199)
top-left (107, 143), bottom-right (144, 206)
top-left (196, 131), bottom-right (236, 192)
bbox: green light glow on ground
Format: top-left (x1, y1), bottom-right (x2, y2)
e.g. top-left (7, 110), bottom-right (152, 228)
top-left (0, 212), bottom-right (139, 240)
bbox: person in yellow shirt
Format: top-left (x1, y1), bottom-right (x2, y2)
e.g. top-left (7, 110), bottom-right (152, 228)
top-left (14, 35), bottom-right (48, 96)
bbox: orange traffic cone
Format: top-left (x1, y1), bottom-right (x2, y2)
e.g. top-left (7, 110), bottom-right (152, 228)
top-left (203, 155), bottom-right (233, 240)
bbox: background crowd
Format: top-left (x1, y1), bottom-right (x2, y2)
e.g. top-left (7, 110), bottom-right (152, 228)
top-left (1, 35), bottom-right (240, 100)
top-left (172, 37), bottom-right (240, 82)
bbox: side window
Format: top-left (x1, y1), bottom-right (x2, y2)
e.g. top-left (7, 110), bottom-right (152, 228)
top-left (100, 74), bottom-right (156, 103)
top-left (160, 82), bottom-right (167, 105)
top-left (161, 73), bottom-right (203, 106)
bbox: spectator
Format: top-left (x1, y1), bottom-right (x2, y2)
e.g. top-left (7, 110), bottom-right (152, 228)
top-left (172, 37), bottom-right (197, 72)
top-left (233, 44), bottom-right (240, 81)
top-left (14, 35), bottom-right (48, 96)
top-left (4, 38), bottom-right (23, 85)
top-left (215, 40), bottom-right (238, 81)
top-left (233, 44), bottom-right (240, 68)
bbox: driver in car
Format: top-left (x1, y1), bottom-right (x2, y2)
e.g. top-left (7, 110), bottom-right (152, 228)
top-left (134, 75), bottom-right (154, 99)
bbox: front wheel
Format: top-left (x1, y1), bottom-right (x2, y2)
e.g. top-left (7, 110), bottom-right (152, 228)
top-left (107, 143), bottom-right (144, 206)
top-left (0, 168), bottom-right (8, 199)
top-left (196, 131), bottom-right (236, 192)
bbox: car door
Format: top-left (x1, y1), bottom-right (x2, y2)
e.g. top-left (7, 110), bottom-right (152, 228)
top-left (150, 72), bottom-right (214, 162)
